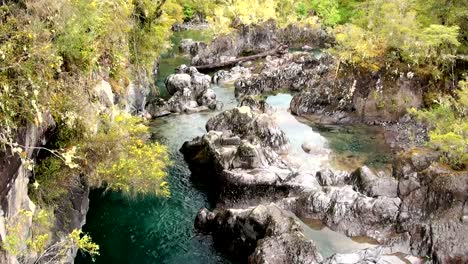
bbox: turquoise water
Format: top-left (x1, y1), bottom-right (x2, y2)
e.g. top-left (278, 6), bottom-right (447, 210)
top-left (76, 31), bottom-right (232, 264)
top-left (266, 93), bottom-right (391, 172)
top-left (77, 32), bottom-right (391, 264)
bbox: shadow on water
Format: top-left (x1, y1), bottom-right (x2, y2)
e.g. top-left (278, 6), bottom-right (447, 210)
top-left (76, 30), bottom-right (232, 264)
top-left (77, 35), bottom-right (393, 263)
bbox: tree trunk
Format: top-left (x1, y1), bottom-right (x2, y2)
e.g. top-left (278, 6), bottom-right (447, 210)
top-left (194, 44), bottom-right (289, 72)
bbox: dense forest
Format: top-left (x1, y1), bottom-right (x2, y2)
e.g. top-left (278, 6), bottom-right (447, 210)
top-left (0, 0), bottom-right (466, 263)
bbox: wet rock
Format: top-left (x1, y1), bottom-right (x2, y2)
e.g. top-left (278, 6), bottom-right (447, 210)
top-left (289, 63), bottom-right (425, 124)
top-left (349, 166), bottom-right (398, 198)
top-left (324, 246), bottom-right (422, 264)
top-left (180, 104), bottom-right (325, 199)
top-left (205, 106), bottom-right (289, 152)
top-left (294, 185), bottom-right (401, 241)
top-left (147, 65), bottom-right (220, 117)
top-left (179, 39), bottom-right (207, 56)
top-left (145, 98), bottom-right (171, 118)
top-left (196, 88), bottom-right (217, 109)
top-left (165, 74), bottom-right (192, 95)
top-left (195, 204), bottom-right (323, 264)
top-left (238, 96), bottom-right (273, 114)
top-left (235, 53), bottom-right (325, 98)
top-left (395, 151), bottom-right (468, 262)
top-left (212, 66), bottom-right (251, 84)
top-left (192, 21), bottom-right (328, 66)
top-left (316, 169), bottom-right (350, 186)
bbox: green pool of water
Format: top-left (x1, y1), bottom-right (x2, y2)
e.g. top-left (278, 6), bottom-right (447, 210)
top-left (77, 32), bottom-right (391, 264)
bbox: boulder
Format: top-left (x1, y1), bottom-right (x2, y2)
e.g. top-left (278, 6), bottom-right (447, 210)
top-left (234, 53), bottom-right (324, 98)
top-left (192, 21), bottom-right (328, 66)
top-left (238, 96), bottom-right (273, 114)
top-left (179, 38), bottom-right (206, 56)
top-left (165, 74), bottom-right (191, 95)
top-left (349, 166), bottom-right (398, 198)
top-left (294, 185), bottom-right (401, 242)
top-left (289, 64), bottom-right (425, 124)
top-left (205, 106), bottom-right (289, 152)
top-left (324, 246), bottom-right (422, 264)
top-left (195, 204), bottom-right (323, 264)
top-left (147, 65), bottom-right (220, 117)
top-left (212, 66), bottom-right (251, 84)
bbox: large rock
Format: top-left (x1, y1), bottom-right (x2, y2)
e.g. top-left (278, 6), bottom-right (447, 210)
top-left (394, 149), bottom-right (468, 262)
top-left (0, 113), bottom-right (56, 264)
top-left (324, 246), bottom-right (422, 264)
top-left (289, 63), bottom-right (425, 124)
top-left (212, 66), bottom-right (251, 84)
top-left (205, 106), bottom-right (289, 152)
top-left (179, 38), bottom-right (207, 56)
top-left (234, 52), bottom-right (327, 98)
top-left (181, 105), bottom-right (323, 199)
top-left (165, 73), bottom-right (192, 95)
top-left (195, 204), bottom-right (323, 264)
top-left (349, 166), bottom-right (398, 198)
top-left (292, 185), bottom-right (401, 242)
top-left (192, 21), bottom-right (328, 66)
top-left (148, 65), bottom-right (220, 117)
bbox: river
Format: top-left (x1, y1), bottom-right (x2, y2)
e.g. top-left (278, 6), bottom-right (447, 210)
top-left (76, 30), bottom-right (391, 264)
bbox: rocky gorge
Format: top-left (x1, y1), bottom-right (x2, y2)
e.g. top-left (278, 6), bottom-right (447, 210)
top-left (1, 19), bottom-right (463, 264)
top-left (172, 22), bottom-right (467, 264)
top-left (2, 1), bottom-right (466, 264)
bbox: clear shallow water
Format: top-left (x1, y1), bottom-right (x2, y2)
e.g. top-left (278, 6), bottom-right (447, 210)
top-left (266, 94), bottom-right (330, 171)
top-left (77, 32), bottom-right (391, 263)
top-left (266, 93), bottom-right (391, 172)
top-left (300, 219), bottom-right (379, 259)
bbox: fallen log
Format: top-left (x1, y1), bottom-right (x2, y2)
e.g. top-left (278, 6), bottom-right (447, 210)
top-left (194, 44), bottom-right (289, 72)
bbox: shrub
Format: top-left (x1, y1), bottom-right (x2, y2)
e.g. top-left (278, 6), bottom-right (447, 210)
top-left (183, 4), bottom-right (195, 21)
top-left (411, 79), bottom-right (468, 169)
top-left (92, 113), bottom-right (171, 197)
top-left (332, 0), bottom-right (460, 77)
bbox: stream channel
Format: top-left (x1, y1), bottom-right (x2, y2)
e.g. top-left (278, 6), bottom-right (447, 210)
top-left (76, 30), bottom-right (391, 264)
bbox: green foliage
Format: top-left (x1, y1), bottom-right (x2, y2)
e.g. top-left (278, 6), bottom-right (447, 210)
top-left (130, 0), bottom-right (183, 76)
top-left (68, 229), bottom-right (100, 258)
top-left (411, 79), bottom-right (468, 169)
top-left (332, 0), bottom-right (461, 77)
top-left (29, 157), bottom-right (70, 206)
top-left (91, 113), bottom-right (171, 197)
top-left (3, 208), bottom-right (99, 262)
top-left (206, 0), bottom-right (321, 34)
top-left (310, 0), bottom-right (342, 26)
top-left (183, 4), bottom-right (195, 21)
top-left (2, 208), bottom-right (54, 257)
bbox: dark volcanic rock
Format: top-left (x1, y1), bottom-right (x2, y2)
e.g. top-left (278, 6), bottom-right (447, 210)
top-left (179, 38), bottom-right (207, 56)
top-left (195, 204), bottom-right (323, 264)
top-left (212, 66), bottom-right (251, 84)
top-left (293, 185), bottom-right (401, 242)
top-left (147, 65), bottom-right (221, 117)
top-left (234, 52), bottom-right (328, 98)
top-left (349, 166), bottom-right (398, 198)
top-left (181, 105), bottom-right (323, 200)
top-left (192, 21), bottom-right (328, 66)
top-left (205, 106), bottom-right (289, 152)
top-left (289, 64), bottom-right (425, 124)
top-left (394, 149), bottom-right (468, 262)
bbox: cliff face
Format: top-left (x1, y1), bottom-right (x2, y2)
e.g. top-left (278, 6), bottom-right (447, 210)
top-left (0, 112), bottom-right (56, 263)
